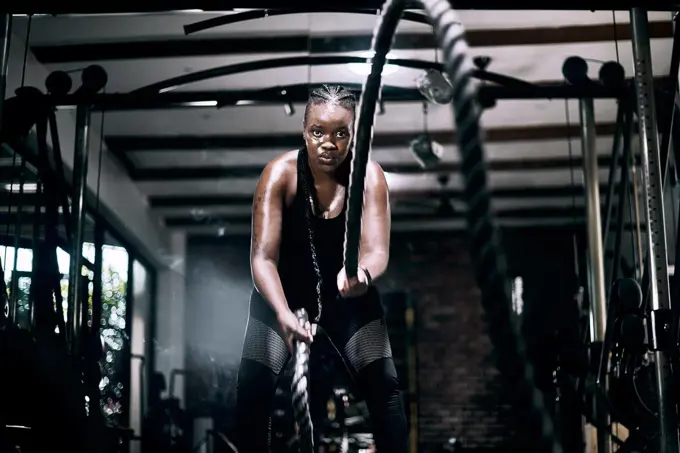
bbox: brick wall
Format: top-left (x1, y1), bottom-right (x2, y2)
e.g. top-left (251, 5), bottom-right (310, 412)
top-left (379, 234), bottom-right (505, 451)
top-left (185, 227), bottom-right (580, 452)
top-left (378, 228), bottom-right (579, 452)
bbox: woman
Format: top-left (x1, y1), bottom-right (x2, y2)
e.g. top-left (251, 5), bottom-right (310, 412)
top-left (236, 84), bottom-right (408, 452)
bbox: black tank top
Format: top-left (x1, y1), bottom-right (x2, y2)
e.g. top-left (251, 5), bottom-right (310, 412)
top-left (250, 150), bottom-right (347, 320)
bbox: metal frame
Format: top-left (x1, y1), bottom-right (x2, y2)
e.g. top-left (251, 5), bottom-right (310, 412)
top-left (4, 3), bottom-right (679, 449)
top-left (35, 56), bottom-right (649, 233)
top-left (0, 14), bottom-right (11, 128)
top-left (580, 92), bottom-right (612, 453)
top-left (51, 81), bottom-right (635, 112)
top-left (579, 97), bottom-right (607, 345)
top-left (663, 17), bottom-right (680, 323)
top-left (577, 10), bottom-right (680, 452)
top-left (4, 1), bottom-right (680, 13)
top-left (32, 40), bottom-right (651, 234)
top-left (65, 102), bottom-right (91, 356)
top-left (630, 9), bottom-right (677, 453)
top-left (657, 15), bottom-right (680, 180)
top-left (0, 14), bottom-right (159, 434)
top-left (671, 105), bottom-right (680, 327)
top-left (183, 8), bottom-right (433, 34)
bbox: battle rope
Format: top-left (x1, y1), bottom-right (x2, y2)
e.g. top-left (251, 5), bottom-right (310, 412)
top-left (291, 308), bottom-right (314, 453)
top-left (342, 0), bottom-right (404, 277)
top-left (291, 2), bottom-right (408, 449)
top-left (291, 3), bottom-right (405, 446)
top-left (344, 0), bottom-right (562, 452)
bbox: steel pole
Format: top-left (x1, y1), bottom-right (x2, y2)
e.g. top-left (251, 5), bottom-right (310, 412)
top-left (631, 8), bottom-right (679, 453)
top-left (579, 97), bottom-right (611, 453)
top-left (66, 104), bottom-right (91, 357)
top-left (0, 14), bottom-right (12, 324)
top-left (580, 97), bottom-right (607, 343)
top-left (0, 13), bottom-right (12, 128)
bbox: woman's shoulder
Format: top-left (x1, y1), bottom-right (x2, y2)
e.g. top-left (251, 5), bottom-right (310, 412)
top-left (259, 150), bottom-right (299, 188)
top-left (263, 150), bottom-right (301, 205)
top-left (267, 149), bottom-right (299, 173)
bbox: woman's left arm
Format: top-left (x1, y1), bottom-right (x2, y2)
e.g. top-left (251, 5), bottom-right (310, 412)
top-left (358, 161), bottom-right (391, 283)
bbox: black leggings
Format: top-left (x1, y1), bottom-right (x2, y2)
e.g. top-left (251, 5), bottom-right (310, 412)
top-left (235, 292), bottom-right (408, 452)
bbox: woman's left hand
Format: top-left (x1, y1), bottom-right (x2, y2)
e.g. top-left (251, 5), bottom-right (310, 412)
top-left (337, 266), bottom-right (370, 298)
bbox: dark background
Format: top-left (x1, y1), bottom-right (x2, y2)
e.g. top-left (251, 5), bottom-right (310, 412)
top-left (184, 227), bottom-right (581, 452)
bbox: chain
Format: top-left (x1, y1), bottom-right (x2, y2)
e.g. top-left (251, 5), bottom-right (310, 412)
top-left (305, 194), bottom-right (324, 322)
top-left (299, 147), bottom-right (325, 323)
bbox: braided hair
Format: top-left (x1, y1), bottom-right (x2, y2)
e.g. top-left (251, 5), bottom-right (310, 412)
top-left (299, 84), bottom-right (357, 321)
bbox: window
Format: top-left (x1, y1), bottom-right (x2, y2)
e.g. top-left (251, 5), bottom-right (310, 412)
top-left (0, 245), bottom-right (34, 329)
top-left (0, 213), bottom-right (149, 429)
top-left (21, 236), bottom-right (132, 426)
top-left (99, 236), bottom-right (130, 425)
top-left (0, 245), bottom-right (71, 330)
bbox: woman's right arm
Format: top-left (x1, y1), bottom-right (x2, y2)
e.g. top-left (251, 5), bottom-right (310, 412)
top-left (250, 159), bottom-right (291, 317)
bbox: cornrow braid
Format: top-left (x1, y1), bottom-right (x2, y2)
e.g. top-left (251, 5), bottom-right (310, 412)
top-left (303, 84), bottom-right (357, 128)
top-left (299, 84), bottom-right (357, 321)
top-left (297, 148), bottom-right (324, 322)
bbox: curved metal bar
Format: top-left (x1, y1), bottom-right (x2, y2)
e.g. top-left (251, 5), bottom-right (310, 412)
top-left (244, 82), bottom-right (417, 98)
top-left (131, 55), bottom-right (536, 95)
top-left (6, 1), bottom-right (680, 15)
top-left (216, 76), bottom-right (542, 104)
top-left (480, 70), bottom-right (536, 88)
top-left (215, 82), bottom-right (418, 107)
top-left (131, 56), bottom-right (437, 94)
top-left (48, 79), bottom-right (622, 111)
top-left (183, 9), bottom-right (433, 35)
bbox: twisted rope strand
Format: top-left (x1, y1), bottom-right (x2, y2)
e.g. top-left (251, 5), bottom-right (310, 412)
top-left (346, 0), bottom-right (562, 451)
top-left (419, 1), bottom-right (560, 451)
top-left (291, 308), bottom-right (314, 453)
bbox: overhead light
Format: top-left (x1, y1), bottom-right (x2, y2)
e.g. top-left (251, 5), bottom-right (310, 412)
top-left (159, 86), bottom-right (180, 94)
top-left (235, 100), bottom-right (257, 106)
top-left (184, 101), bottom-right (217, 107)
top-left (4, 183), bottom-right (38, 193)
top-left (348, 51), bottom-right (399, 76)
top-left (284, 102), bottom-right (295, 116)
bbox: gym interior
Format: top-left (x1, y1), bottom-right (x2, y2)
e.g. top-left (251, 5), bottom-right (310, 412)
top-left (0, 5), bottom-right (678, 453)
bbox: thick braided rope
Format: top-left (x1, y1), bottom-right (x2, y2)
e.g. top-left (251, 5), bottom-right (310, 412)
top-left (291, 308), bottom-right (313, 453)
top-left (349, 0), bottom-right (561, 451)
top-left (419, 1), bottom-right (561, 451)
top-left (342, 0), bottom-right (405, 278)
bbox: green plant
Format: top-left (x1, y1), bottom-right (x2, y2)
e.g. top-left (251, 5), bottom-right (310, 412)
top-left (98, 261), bottom-right (129, 425)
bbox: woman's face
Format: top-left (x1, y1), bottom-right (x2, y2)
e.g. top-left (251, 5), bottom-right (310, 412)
top-left (303, 103), bottom-right (354, 174)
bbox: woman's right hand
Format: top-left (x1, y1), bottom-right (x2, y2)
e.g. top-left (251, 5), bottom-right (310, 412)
top-left (277, 309), bottom-right (313, 352)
